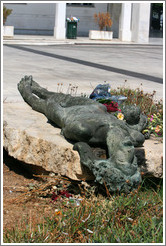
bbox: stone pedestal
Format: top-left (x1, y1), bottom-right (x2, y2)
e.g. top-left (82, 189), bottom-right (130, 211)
top-left (135, 137), bottom-right (163, 178)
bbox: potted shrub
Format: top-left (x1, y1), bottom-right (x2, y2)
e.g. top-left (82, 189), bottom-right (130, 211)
top-left (3, 5), bottom-right (14, 39)
top-left (89, 12), bottom-right (113, 40)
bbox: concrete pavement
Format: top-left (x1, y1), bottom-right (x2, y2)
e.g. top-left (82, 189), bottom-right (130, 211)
top-left (3, 36), bottom-right (163, 102)
top-left (3, 35), bottom-right (163, 46)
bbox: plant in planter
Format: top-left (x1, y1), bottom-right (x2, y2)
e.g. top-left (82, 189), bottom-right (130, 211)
top-left (89, 12), bottom-right (113, 40)
top-left (3, 5), bottom-right (12, 25)
top-left (94, 12), bottom-right (112, 31)
top-left (3, 5), bottom-right (14, 39)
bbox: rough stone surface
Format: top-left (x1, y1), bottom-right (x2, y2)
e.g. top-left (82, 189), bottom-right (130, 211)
top-left (3, 102), bottom-right (94, 180)
top-left (3, 103), bottom-right (163, 180)
top-left (135, 137), bottom-right (163, 178)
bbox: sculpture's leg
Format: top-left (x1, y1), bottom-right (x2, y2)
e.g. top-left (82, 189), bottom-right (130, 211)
top-left (18, 76), bottom-right (67, 128)
top-left (18, 75), bottom-right (47, 114)
top-left (30, 79), bottom-right (55, 99)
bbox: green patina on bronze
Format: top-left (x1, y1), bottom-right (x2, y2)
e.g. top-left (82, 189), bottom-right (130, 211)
top-left (18, 76), bottom-right (147, 193)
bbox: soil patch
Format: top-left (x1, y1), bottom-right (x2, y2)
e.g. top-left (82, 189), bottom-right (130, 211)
top-left (3, 150), bottom-right (59, 231)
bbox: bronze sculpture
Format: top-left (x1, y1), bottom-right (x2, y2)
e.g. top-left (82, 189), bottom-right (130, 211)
top-left (18, 76), bottom-right (147, 193)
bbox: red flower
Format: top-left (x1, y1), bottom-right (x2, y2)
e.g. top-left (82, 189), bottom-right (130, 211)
top-left (51, 192), bottom-right (59, 201)
top-left (103, 102), bottom-right (119, 112)
top-left (59, 190), bottom-right (72, 198)
top-left (51, 190), bottom-right (72, 202)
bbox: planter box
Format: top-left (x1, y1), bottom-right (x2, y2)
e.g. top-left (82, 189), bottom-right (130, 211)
top-left (89, 30), bottom-right (113, 40)
top-left (3, 26), bottom-right (14, 39)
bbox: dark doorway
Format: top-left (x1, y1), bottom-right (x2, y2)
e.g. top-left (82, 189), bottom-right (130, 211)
top-left (149, 3), bottom-right (163, 38)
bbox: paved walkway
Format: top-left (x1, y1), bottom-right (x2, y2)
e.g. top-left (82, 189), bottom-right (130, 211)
top-left (3, 35), bottom-right (163, 103)
top-left (3, 35), bottom-right (163, 46)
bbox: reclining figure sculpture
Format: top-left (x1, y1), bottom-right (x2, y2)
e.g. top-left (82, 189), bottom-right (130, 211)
top-left (18, 76), bottom-right (147, 193)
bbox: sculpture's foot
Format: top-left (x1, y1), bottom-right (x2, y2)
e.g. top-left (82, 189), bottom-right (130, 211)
top-left (17, 76), bottom-right (47, 114)
top-left (18, 75), bottom-right (33, 95)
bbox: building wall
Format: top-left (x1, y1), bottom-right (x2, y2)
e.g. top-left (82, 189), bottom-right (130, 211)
top-left (4, 3), bottom-right (108, 36)
top-left (4, 3), bottom-right (56, 35)
top-left (4, 2), bottom-right (155, 40)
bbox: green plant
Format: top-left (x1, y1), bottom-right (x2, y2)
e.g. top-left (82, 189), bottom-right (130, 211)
top-left (95, 83), bottom-right (163, 138)
top-left (3, 5), bottom-right (12, 25)
top-left (110, 87), bottom-right (162, 116)
top-left (109, 85), bottom-right (163, 138)
top-left (94, 12), bottom-right (112, 31)
top-left (143, 113), bottom-right (163, 137)
top-left (3, 178), bottom-right (163, 243)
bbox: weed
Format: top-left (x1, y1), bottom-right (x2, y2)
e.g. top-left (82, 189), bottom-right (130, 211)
top-left (3, 178), bottom-right (163, 243)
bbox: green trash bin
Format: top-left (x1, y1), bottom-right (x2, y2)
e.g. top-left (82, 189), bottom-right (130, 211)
top-left (66, 21), bottom-right (77, 39)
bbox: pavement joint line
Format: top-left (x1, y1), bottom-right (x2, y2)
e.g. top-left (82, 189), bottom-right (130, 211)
top-left (5, 44), bottom-right (163, 84)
